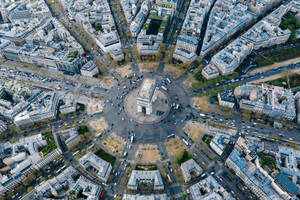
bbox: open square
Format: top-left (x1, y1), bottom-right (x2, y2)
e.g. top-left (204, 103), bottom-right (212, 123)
top-left (136, 144), bottom-right (161, 163)
top-left (165, 136), bottom-right (187, 158)
top-left (88, 117), bottom-right (108, 133)
top-left (99, 132), bottom-right (125, 156)
top-left (183, 121), bottom-right (206, 142)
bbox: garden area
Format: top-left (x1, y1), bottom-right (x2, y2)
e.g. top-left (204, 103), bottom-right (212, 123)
top-left (193, 71), bottom-right (239, 89)
top-left (78, 124), bottom-right (88, 135)
top-left (280, 12), bottom-right (300, 41)
top-left (202, 134), bottom-right (213, 145)
top-left (258, 152), bottom-right (276, 170)
top-left (267, 73), bottom-right (300, 88)
top-left (95, 148), bottom-right (116, 165)
top-left (252, 10), bottom-right (300, 68)
top-left (41, 131), bottom-right (57, 155)
top-left (178, 150), bottom-right (192, 165)
top-left (254, 45), bottom-right (300, 67)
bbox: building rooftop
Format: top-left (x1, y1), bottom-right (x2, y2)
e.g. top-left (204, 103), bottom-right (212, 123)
top-left (234, 84), bottom-right (296, 120)
top-left (57, 128), bottom-right (79, 146)
top-left (122, 193), bottom-right (168, 200)
top-left (181, 159), bottom-right (203, 182)
top-left (127, 170), bottom-right (164, 190)
top-left (218, 90), bottom-right (236, 104)
top-left (190, 175), bottom-right (234, 200)
top-left (275, 173), bottom-right (298, 195)
top-left (14, 91), bottom-right (59, 126)
top-left (201, 0), bottom-right (258, 56)
top-left (32, 166), bottom-right (102, 199)
top-left (137, 78), bottom-right (157, 100)
top-left (79, 151), bottom-right (112, 182)
top-left (81, 61), bottom-right (98, 72)
top-left (276, 145), bottom-right (300, 186)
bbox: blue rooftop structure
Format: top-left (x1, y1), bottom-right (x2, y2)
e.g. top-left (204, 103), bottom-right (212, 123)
top-left (275, 173), bottom-right (298, 195)
top-left (177, 35), bottom-right (198, 46)
top-left (219, 90), bottom-right (236, 103)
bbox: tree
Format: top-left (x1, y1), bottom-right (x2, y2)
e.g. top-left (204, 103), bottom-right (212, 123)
top-left (114, 196), bottom-right (122, 200)
top-left (27, 186), bottom-right (34, 193)
top-left (22, 176), bottom-right (31, 186)
top-left (94, 23), bottom-right (103, 31)
top-left (84, 131), bottom-right (90, 139)
top-left (16, 185), bottom-right (25, 193)
top-left (5, 191), bottom-right (13, 199)
top-left (281, 69), bottom-right (291, 88)
top-left (111, 59), bottom-right (119, 67)
top-left (22, 173), bottom-right (36, 186)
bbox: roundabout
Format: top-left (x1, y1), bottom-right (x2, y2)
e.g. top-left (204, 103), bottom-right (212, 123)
top-left (102, 73), bottom-right (193, 144)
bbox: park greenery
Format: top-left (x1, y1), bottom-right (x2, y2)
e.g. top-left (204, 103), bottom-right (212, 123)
top-left (95, 148), bottom-right (116, 165)
top-left (258, 152), bottom-right (276, 170)
top-left (202, 134), bottom-right (213, 145)
top-left (178, 150), bottom-right (192, 165)
top-left (41, 131), bottom-right (57, 155)
top-left (78, 124), bottom-right (88, 135)
top-left (76, 103), bottom-right (85, 112)
top-left (254, 45), bottom-right (300, 67)
top-left (193, 71), bottom-right (239, 89)
top-left (197, 82), bottom-right (242, 98)
top-left (94, 22), bottom-right (103, 32)
top-left (280, 12), bottom-right (300, 41)
top-left (268, 73), bottom-right (300, 88)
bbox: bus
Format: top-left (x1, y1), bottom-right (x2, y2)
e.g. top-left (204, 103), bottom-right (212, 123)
top-left (161, 86), bottom-right (167, 91)
top-left (73, 150), bottom-right (79, 156)
top-left (182, 139), bottom-right (189, 146)
top-left (130, 136), bottom-right (134, 143)
top-left (56, 165), bottom-right (66, 174)
top-left (167, 174), bottom-right (172, 183)
top-left (65, 81), bottom-right (73, 85)
top-left (100, 189), bottom-right (105, 199)
top-left (87, 143), bottom-right (95, 150)
top-left (167, 134), bottom-right (175, 139)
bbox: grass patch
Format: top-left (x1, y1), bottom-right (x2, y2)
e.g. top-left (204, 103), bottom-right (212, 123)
top-left (255, 45), bottom-right (300, 67)
top-left (193, 72), bottom-right (239, 89)
top-left (95, 148), bottom-right (116, 165)
top-left (41, 132), bottom-right (57, 155)
top-left (202, 134), bottom-right (213, 145)
top-left (178, 150), bottom-right (192, 165)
